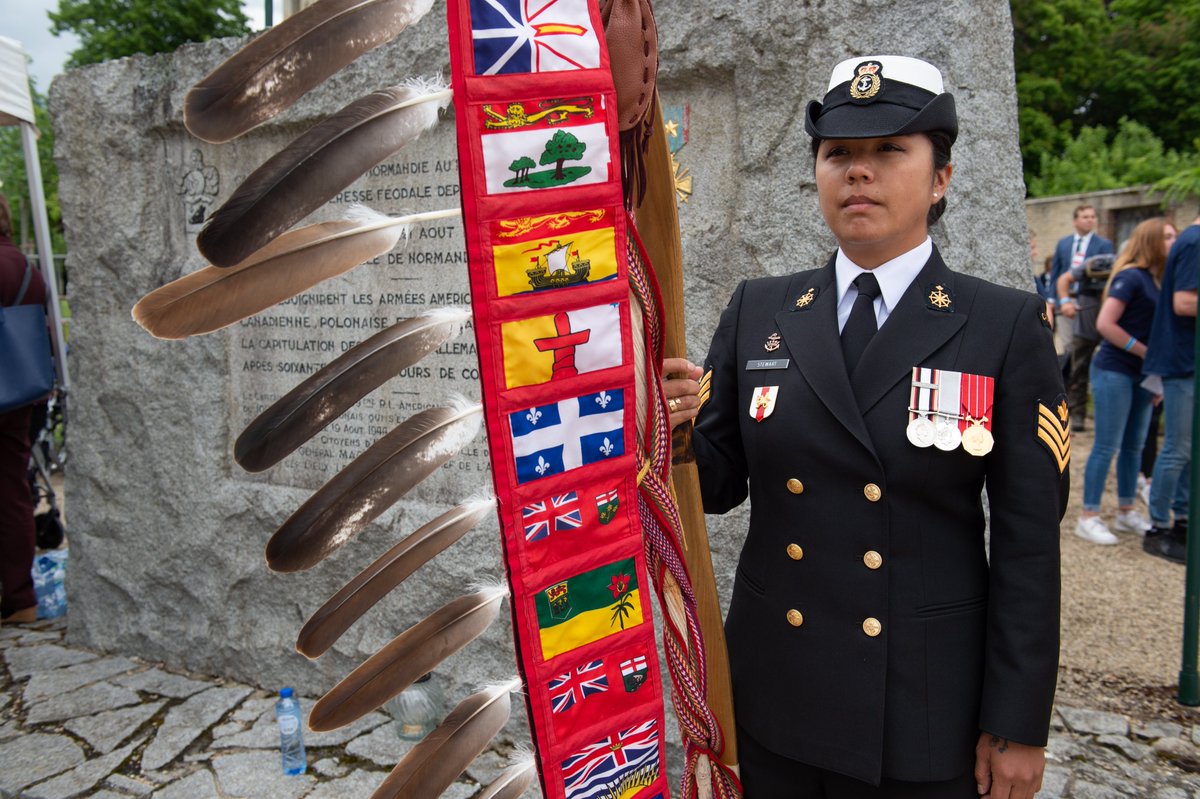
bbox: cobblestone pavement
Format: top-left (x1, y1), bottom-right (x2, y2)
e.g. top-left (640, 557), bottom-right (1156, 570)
top-left (2, 618), bottom-right (1199, 798)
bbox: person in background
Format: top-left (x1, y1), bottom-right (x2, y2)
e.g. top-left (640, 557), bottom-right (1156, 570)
top-left (664, 55), bottom-right (1066, 799)
top-left (1053, 205), bottom-right (1115, 431)
top-left (1137, 224), bottom-right (1178, 508)
top-left (1142, 214), bottom-right (1199, 563)
top-left (0, 192), bottom-right (47, 625)
top-left (1075, 218), bottom-right (1175, 545)
top-left (1036, 254), bottom-right (1056, 331)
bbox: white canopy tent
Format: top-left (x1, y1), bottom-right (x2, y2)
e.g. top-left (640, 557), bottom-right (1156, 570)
top-left (0, 34), bottom-right (70, 392)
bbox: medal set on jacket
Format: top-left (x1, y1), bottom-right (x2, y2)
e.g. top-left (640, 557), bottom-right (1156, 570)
top-left (906, 367), bottom-right (995, 456)
top-left (748, 331), bottom-right (997, 457)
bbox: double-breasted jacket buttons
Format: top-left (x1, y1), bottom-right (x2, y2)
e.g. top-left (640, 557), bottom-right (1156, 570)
top-left (863, 483), bottom-right (882, 502)
top-left (863, 617), bottom-right (882, 637)
top-left (787, 609), bottom-right (804, 627)
top-left (863, 551), bottom-right (883, 570)
top-left (786, 478), bottom-right (805, 494)
top-left (786, 544), bottom-right (804, 560)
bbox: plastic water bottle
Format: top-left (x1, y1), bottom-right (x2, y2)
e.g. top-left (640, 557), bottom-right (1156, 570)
top-left (275, 687), bottom-right (306, 775)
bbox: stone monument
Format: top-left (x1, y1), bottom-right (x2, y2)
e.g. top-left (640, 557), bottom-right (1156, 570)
top-left (51, 0), bottom-right (1029, 758)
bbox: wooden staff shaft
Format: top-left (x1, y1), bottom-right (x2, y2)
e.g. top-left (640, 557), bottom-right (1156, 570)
top-left (636, 97), bottom-right (739, 772)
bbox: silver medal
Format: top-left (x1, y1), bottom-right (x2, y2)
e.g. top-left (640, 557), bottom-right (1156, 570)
top-left (933, 417), bottom-right (962, 451)
top-left (906, 415), bottom-right (935, 448)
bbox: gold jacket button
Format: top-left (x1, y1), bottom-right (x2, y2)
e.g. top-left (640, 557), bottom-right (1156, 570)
top-left (786, 478), bottom-right (805, 494)
top-left (787, 544), bottom-right (804, 560)
top-left (863, 483), bottom-right (882, 502)
top-left (863, 551), bottom-right (883, 570)
top-left (863, 617), bottom-right (882, 637)
top-left (787, 609), bottom-right (804, 627)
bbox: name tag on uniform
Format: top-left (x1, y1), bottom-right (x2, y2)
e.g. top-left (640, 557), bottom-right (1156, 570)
top-left (746, 359), bottom-right (790, 370)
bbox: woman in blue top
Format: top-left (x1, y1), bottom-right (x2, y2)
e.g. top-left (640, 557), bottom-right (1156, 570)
top-left (1075, 217), bottom-right (1177, 544)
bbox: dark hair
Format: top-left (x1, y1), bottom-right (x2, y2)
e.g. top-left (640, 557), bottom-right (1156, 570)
top-left (0, 192), bottom-right (11, 238)
top-left (1073, 204), bottom-right (1095, 219)
top-left (810, 131), bottom-right (953, 227)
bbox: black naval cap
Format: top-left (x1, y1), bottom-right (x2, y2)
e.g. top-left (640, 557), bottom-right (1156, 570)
top-left (805, 55), bottom-right (958, 144)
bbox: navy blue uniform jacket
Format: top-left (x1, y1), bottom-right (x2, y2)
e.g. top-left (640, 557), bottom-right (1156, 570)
top-left (693, 247), bottom-right (1068, 785)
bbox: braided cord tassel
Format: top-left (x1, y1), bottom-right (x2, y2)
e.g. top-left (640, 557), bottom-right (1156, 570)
top-left (626, 222), bottom-right (743, 799)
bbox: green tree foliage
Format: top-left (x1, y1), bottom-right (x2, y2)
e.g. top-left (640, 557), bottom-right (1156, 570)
top-left (1013, 0), bottom-right (1200, 196)
top-left (1028, 119), bottom-right (1200, 196)
top-left (508, 156), bottom-right (535, 183)
top-left (49, 0), bottom-right (251, 68)
top-left (0, 84), bottom-right (64, 255)
top-left (540, 131), bottom-right (586, 180)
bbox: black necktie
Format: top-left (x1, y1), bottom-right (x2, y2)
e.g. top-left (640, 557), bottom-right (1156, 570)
top-left (842, 272), bottom-right (882, 375)
top-left (1075, 236), bottom-right (1084, 254)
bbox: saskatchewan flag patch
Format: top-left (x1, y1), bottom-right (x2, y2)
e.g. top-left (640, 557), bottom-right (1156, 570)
top-left (535, 558), bottom-right (643, 660)
top-left (1036, 396), bottom-right (1071, 474)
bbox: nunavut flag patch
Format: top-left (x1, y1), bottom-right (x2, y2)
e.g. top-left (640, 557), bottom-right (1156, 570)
top-left (501, 303), bottom-right (624, 389)
top-left (1036, 396), bottom-right (1071, 474)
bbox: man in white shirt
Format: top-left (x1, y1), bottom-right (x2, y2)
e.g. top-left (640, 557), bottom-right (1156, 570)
top-left (1050, 205), bottom-right (1114, 430)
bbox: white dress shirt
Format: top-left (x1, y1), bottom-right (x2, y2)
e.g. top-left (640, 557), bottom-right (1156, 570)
top-left (835, 237), bottom-right (933, 333)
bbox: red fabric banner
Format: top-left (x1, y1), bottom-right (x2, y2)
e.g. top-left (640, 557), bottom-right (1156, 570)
top-left (447, 2), bottom-right (669, 798)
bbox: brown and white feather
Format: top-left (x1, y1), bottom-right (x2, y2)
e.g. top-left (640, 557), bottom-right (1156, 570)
top-left (184, 0), bottom-right (437, 143)
top-left (307, 590), bottom-right (509, 732)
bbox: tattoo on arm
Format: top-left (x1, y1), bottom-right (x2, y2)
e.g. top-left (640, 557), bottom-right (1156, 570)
top-left (990, 735), bottom-right (1009, 753)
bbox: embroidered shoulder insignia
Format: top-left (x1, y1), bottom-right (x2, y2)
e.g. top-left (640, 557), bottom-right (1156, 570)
top-left (926, 283), bottom-right (954, 313)
top-left (795, 287), bottom-right (817, 309)
top-left (698, 368), bottom-right (712, 409)
top-left (1036, 395), bottom-right (1071, 474)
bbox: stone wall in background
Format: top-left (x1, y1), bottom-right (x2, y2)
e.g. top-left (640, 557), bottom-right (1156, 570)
top-left (50, 0), bottom-right (1028, 772)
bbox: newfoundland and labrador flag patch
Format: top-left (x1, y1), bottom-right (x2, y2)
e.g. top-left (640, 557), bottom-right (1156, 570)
top-left (470, 0), bottom-right (602, 76)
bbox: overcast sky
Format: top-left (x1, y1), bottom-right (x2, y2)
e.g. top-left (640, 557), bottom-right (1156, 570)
top-left (2, 0), bottom-right (275, 91)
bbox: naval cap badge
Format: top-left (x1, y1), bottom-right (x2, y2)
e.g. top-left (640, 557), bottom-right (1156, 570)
top-left (849, 61), bottom-right (882, 101)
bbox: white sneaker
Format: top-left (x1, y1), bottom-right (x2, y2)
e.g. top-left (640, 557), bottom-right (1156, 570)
top-left (1138, 474), bottom-right (1151, 506)
top-left (1114, 509), bottom-right (1150, 535)
top-left (1075, 516), bottom-right (1119, 545)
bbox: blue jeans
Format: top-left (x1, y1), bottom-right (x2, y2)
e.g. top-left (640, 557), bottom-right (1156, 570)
top-left (1083, 364), bottom-right (1155, 511)
top-left (1148, 375), bottom-right (1194, 526)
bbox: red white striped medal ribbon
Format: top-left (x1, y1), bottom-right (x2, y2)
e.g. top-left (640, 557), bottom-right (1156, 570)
top-left (907, 367), bottom-right (937, 447)
top-left (959, 372), bottom-right (996, 456)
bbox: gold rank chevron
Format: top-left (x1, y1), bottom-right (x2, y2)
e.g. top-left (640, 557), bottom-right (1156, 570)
top-left (1036, 401), bottom-right (1071, 474)
top-left (698, 368), bottom-right (713, 409)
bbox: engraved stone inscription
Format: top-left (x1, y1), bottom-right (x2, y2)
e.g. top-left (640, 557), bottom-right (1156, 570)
top-left (227, 128), bottom-right (488, 491)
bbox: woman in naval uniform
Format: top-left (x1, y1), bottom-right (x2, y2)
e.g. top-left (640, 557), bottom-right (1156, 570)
top-left (663, 56), bottom-right (1069, 799)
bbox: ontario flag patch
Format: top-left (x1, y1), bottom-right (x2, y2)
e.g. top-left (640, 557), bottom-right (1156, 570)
top-left (522, 492), bottom-right (584, 542)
